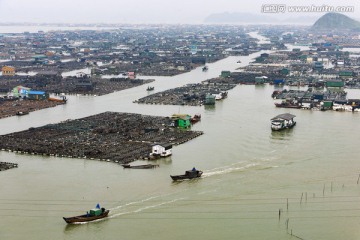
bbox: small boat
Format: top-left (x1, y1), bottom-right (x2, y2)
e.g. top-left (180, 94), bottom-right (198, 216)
top-left (202, 66), bottom-right (208, 71)
top-left (170, 168), bottom-right (203, 181)
top-left (146, 86), bottom-right (154, 91)
top-left (48, 96), bottom-right (67, 103)
top-left (237, 60), bottom-right (241, 63)
top-left (16, 111), bottom-right (29, 116)
top-left (190, 114), bottom-right (201, 124)
top-left (275, 101), bottom-right (301, 109)
top-left (271, 113), bottom-right (296, 131)
top-left (63, 205), bottom-right (109, 224)
top-left (122, 164), bottom-right (159, 169)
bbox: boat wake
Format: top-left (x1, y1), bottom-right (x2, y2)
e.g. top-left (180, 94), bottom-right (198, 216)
top-left (109, 195), bottom-right (161, 211)
top-left (202, 163), bottom-right (259, 178)
top-left (108, 198), bottom-right (185, 219)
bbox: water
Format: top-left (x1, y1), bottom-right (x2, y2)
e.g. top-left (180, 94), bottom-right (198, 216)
top-left (1, 39), bottom-right (360, 239)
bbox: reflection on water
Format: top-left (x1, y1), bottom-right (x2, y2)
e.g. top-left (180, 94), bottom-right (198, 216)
top-left (270, 128), bottom-right (295, 140)
top-left (64, 224), bottom-right (79, 232)
top-left (204, 105), bottom-right (215, 111)
top-left (255, 84), bottom-right (266, 89)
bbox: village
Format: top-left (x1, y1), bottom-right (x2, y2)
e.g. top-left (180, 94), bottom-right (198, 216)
top-left (2, 23), bottom-right (360, 167)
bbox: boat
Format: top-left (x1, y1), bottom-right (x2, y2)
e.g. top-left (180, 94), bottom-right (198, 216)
top-left (237, 60), bottom-right (241, 63)
top-left (275, 100), bottom-right (301, 109)
top-left (122, 164), bottom-right (159, 169)
top-left (63, 205), bottom-right (109, 224)
top-left (170, 168), bottom-right (203, 181)
top-left (48, 96), bottom-right (67, 103)
top-left (190, 114), bottom-right (201, 124)
top-left (146, 86), bottom-right (154, 91)
top-left (202, 66), bottom-right (208, 71)
top-left (271, 113), bottom-right (296, 131)
top-left (16, 111), bottom-right (29, 116)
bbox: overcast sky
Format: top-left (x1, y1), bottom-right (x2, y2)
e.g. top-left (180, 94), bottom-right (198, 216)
top-left (0, 0), bottom-right (359, 24)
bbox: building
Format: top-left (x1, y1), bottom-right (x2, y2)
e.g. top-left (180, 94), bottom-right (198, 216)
top-left (28, 90), bottom-right (48, 100)
top-left (76, 72), bottom-right (89, 78)
top-left (151, 143), bottom-right (172, 157)
top-left (12, 86), bottom-right (48, 100)
top-left (2, 66), bottom-right (15, 76)
top-left (255, 76), bottom-right (265, 84)
top-left (171, 114), bottom-right (191, 129)
top-left (220, 71), bottom-right (231, 78)
top-left (338, 71), bottom-right (353, 78)
top-left (12, 86), bottom-right (31, 98)
top-left (32, 55), bottom-right (48, 63)
top-left (128, 71), bottom-right (136, 79)
top-left (326, 80), bottom-right (344, 88)
top-left (205, 94), bottom-right (216, 105)
top-left (76, 80), bottom-right (94, 91)
top-left (274, 79), bottom-right (285, 85)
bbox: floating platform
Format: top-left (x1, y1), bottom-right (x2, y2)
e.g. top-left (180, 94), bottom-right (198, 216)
top-left (0, 162), bottom-right (18, 171)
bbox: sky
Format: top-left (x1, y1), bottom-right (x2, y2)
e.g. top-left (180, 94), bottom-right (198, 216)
top-left (0, 0), bottom-right (359, 24)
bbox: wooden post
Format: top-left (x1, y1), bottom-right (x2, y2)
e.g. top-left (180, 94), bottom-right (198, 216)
top-left (287, 198), bottom-right (289, 211)
top-left (357, 174), bottom-right (360, 184)
top-left (300, 192), bottom-right (303, 204)
top-left (286, 218), bottom-right (289, 232)
top-left (279, 209), bottom-right (281, 220)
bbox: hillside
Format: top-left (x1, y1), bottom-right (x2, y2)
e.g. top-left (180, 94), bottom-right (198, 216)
top-left (312, 12), bottom-right (360, 30)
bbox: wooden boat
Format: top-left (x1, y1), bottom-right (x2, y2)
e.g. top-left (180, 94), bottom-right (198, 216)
top-left (190, 114), bottom-right (201, 124)
top-left (275, 101), bottom-right (301, 109)
top-left (271, 113), bottom-right (296, 131)
top-left (170, 168), bottom-right (203, 181)
top-left (63, 207), bottom-right (109, 224)
top-left (16, 111), bottom-right (29, 116)
top-left (122, 164), bottom-right (159, 169)
top-left (48, 96), bottom-right (67, 103)
top-left (146, 86), bottom-right (154, 91)
top-left (202, 66), bottom-right (208, 71)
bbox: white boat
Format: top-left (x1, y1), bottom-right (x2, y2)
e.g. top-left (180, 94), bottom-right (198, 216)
top-left (271, 113), bottom-right (296, 131)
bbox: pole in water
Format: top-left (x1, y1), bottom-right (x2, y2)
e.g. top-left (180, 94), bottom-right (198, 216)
top-left (279, 209), bottom-right (281, 220)
top-left (323, 184), bottom-right (325, 197)
top-left (286, 218), bottom-right (289, 231)
top-left (300, 192), bottom-right (303, 204)
top-left (287, 198), bottom-right (289, 211)
top-left (357, 174), bottom-right (360, 184)
top-left (331, 182), bottom-right (333, 192)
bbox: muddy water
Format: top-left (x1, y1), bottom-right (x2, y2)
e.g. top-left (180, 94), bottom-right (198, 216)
top-left (1, 38), bottom-right (360, 239)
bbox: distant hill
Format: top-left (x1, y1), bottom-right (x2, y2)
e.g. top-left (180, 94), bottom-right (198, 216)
top-left (204, 12), bottom-right (318, 25)
top-left (312, 13), bottom-right (360, 30)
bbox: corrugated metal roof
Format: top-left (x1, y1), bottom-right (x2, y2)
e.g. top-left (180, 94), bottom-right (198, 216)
top-left (29, 90), bottom-right (45, 95)
top-left (271, 113), bottom-right (296, 121)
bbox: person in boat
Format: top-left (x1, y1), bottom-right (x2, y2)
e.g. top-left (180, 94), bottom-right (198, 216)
top-left (192, 167), bottom-right (197, 171)
top-left (101, 207), bottom-right (105, 213)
